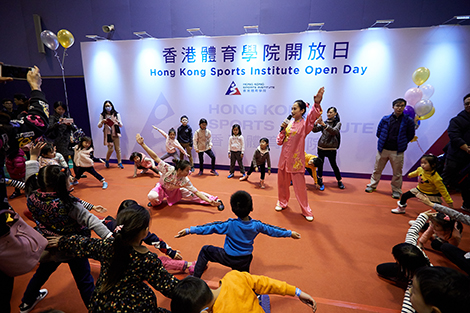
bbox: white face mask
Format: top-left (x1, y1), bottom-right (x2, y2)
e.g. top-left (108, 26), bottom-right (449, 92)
top-left (105, 106), bottom-right (112, 112)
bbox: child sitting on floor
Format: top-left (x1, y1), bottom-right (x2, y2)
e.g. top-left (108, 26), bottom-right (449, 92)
top-left (418, 212), bottom-right (463, 251)
top-left (103, 199), bottom-right (196, 274)
top-left (130, 151), bottom-right (159, 177)
top-left (175, 190), bottom-right (300, 278)
top-left (171, 271), bottom-right (317, 313)
top-left (38, 143), bottom-right (68, 168)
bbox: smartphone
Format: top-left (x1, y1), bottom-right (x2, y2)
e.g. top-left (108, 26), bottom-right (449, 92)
top-left (0, 64), bottom-right (32, 80)
top-left (63, 118), bottom-right (74, 124)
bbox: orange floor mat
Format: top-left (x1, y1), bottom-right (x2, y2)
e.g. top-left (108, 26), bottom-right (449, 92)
top-left (8, 163), bottom-right (468, 313)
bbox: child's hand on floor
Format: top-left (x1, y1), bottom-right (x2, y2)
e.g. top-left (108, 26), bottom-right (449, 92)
top-left (299, 291), bottom-right (317, 312)
top-left (175, 229), bottom-right (189, 238)
top-left (92, 205), bottom-right (107, 213)
top-left (174, 251), bottom-right (183, 260)
top-left (291, 231), bottom-right (301, 239)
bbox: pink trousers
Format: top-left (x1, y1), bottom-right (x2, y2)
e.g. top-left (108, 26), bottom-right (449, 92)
top-left (148, 183), bottom-right (218, 206)
top-left (277, 169), bottom-right (313, 217)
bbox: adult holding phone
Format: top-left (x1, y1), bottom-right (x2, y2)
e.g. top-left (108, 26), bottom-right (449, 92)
top-left (97, 100), bottom-right (123, 168)
top-left (46, 101), bottom-right (74, 162)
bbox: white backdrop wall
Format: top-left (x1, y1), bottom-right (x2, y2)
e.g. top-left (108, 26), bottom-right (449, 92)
top-left (82, 26), bottom-right (470, 175)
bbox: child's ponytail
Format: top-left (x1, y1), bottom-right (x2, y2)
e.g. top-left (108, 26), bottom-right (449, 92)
top-left (100, 204), bottom-right (150, 293)
top-left (173, 158), bottom-right (191, 171)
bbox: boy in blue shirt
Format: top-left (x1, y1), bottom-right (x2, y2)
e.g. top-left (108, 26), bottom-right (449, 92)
top-left (175, 190), bottom-right (301, 277)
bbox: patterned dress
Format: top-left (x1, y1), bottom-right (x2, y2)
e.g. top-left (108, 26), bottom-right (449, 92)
top-left (58, 235), bottom-right (179, 313)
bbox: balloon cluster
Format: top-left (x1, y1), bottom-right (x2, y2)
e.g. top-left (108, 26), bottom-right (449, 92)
top-left (40, 29), bottom-right (75, 51)
top-left (403, 67), bottom-right (435, 122)
top-left (39, 29), bottom-right (75, 112)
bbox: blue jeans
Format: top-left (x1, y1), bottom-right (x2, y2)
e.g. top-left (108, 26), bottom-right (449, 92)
top-left (21, 257), bottom-right (94, 306)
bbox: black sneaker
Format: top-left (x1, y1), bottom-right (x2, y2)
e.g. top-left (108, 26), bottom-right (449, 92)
top-left (19, 289), bottom-right (48, 313)
top-left (9, 190), bottom-right (21, 199)
top-left (338, 181), bottom-right (345, 189)
top-left (217, 200), bottom-right (225, 211)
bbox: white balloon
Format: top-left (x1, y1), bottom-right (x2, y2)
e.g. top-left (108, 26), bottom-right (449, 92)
top-left (419, 84), bottom-right (435, 100)
top-left (414, 99), bottom-right (433, 117)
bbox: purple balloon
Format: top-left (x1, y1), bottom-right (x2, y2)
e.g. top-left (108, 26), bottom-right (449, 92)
top-left (403, 105), bottom-right (415, 119)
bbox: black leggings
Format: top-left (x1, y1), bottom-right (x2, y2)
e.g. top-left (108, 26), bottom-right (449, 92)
top-left (75, 166), bottom-right (104, 182)
top-left (246, 162), bottom-right (266, 180)
top-left (198, 149), bottom-right (216, 171)
top-left (317, 149), bottom-right (342, 181)
top-left (399, 190), bottom-right (415, 206)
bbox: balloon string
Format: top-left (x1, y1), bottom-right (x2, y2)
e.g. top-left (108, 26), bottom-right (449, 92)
top-left (53, 50), bottom-right (70, 113)
top-left (62, 49), bottom-right (67, 68)
top-left (415, 139), bottom-right (425, 154)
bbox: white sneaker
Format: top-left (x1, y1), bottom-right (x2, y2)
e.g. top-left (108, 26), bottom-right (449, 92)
top-left (304, 215), bottom-right (314, 221)
top-left (408, 220), bottom-right (415, 226)
top-left (396, 200), bottom-right (407, 208)
top-left (275, 204), bottom-right (284, 211)
top-left (391, 207), bottom-right (406, 214)
top-left (19, 289), bottom-right (48, 313)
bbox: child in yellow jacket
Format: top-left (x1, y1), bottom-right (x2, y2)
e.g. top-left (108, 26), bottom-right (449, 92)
top-left (392, 154), bottom-right (453, 214)
top-left (171, 270), bottom-right (317, 313)
top-left (305, 152), bottom-right (323, 189)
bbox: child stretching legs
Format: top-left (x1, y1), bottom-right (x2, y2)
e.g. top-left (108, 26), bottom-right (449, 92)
top-left (73, 137), bottom-right (108, 189)
top-left (103, 199), bottom-right (197, 274)
top-left (136, 134), bottom-right (224, 210)
top-left (130, 151), bottom-right (159, 178)
top-left (240, 137), bottom-right (271, 189)
top-left (392, 154), bottom-right (452, 214)
top-left (175, 190), bottom-right (300, 278)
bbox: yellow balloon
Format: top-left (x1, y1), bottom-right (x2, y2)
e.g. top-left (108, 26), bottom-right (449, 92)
top-left (412, 67), bottom-right (430, 86)
top-left (57, 29), bottom-right (74, 49)
top-left (419, 106), bottom-right (435, 120)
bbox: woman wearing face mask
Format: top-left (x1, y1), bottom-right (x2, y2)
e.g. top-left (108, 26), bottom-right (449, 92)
top-left (98, 100), bottom-right (123, 169)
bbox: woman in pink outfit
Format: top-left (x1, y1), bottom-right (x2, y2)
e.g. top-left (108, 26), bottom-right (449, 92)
top-left (276, 87), bottom-right (324, 221)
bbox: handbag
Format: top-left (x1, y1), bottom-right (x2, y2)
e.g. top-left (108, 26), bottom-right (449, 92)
top-left (0, 209), bottom-right (47, 276)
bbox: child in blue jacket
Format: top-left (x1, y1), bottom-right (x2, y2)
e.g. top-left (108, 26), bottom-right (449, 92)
top-left (175, 190), bottom-right (300, 277)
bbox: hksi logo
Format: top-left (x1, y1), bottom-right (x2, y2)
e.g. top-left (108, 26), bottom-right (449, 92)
top-left (225, 81), bottom-right (241, 96)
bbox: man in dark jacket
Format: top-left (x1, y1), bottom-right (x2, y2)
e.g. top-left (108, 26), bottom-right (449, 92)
top-left (442, 93), bottom-right (470, 211)
top-left (365, 98), bottom-right (415, 199)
